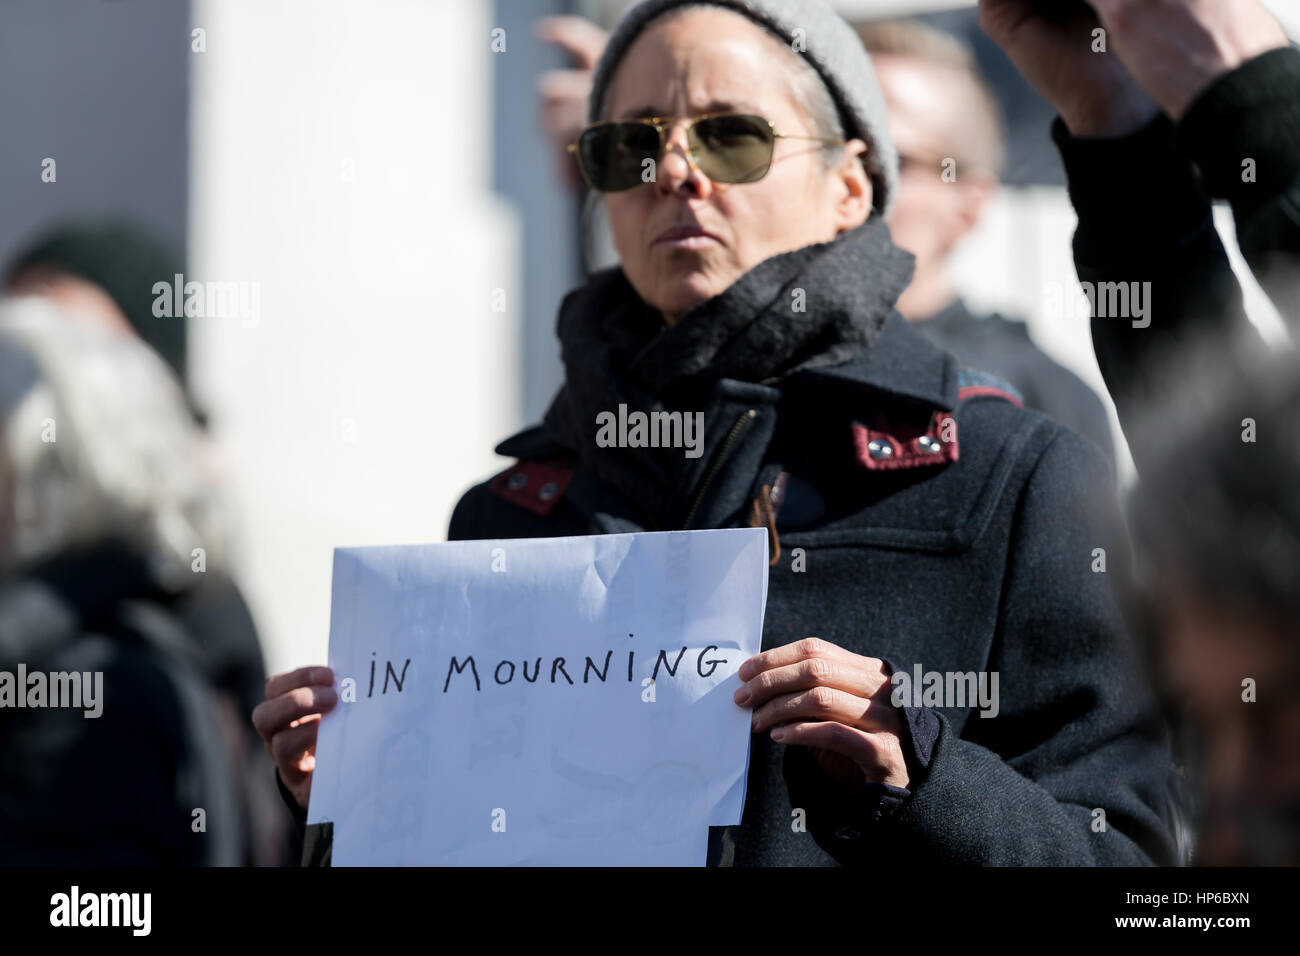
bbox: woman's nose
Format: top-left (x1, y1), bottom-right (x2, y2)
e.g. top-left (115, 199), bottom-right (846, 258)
top-left (657, 124), bottom-right (710, 197)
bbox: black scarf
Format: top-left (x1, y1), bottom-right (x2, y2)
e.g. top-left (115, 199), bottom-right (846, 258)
top-left (541, 218), bottom-right (915, 526)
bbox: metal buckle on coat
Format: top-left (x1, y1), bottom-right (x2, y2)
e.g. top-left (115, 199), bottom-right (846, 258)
top-left (488, 459), bottom-right (574, 516)
top-left (851, 409), bottom-right (958, 472)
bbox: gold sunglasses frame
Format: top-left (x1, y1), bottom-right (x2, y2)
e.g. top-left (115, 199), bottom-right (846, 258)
top-left (566, 111), bottom-right (846, 191)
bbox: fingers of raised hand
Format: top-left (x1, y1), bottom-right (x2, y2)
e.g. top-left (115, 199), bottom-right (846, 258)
top-left (534, 15), bottom-right (609, 69)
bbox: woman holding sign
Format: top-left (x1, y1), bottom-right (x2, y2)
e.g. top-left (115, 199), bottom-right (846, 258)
top-left (256, 0), bottom-right (1179, 866)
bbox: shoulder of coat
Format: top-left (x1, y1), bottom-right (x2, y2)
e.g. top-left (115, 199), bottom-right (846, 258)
top-left (955, 366), bottom-right (1024, 408)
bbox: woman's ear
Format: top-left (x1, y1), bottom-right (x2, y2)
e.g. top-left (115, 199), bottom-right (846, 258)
top-left (832, 138), bottom-right (873, 232)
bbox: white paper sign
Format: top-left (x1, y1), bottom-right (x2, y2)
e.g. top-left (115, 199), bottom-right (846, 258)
top-left (308, 527), bottom-right (769, 866)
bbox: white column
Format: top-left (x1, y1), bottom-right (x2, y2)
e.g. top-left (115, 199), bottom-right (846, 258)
top-left (189, 0), bottom-right (521, 672)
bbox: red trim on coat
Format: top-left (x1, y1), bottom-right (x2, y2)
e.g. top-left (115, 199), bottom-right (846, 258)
top-left (957, 385), bottom-right (1024, 407)
top-left (488, 459), bottom-right (574, 516)
top-left (851, 411), bottom-right (959, 472)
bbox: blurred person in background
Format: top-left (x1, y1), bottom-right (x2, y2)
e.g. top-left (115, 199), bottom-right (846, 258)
top-left (1128, 349), bottom-right (1300, 865)
top-left (982, 0), bottom-right (1299, 862)
top-left (860, 19), bottom-right (1113, 460)
top-left (982, 0), bottom-right (1297, 472)
top-left (0, 296), bottom-right (288, 865)
top-left (3, 219), bottom-right (206, 426)
top-left (260, 0), bottom-right (1178, 867)
top-left (537, 10), bottom-right (1116, 460)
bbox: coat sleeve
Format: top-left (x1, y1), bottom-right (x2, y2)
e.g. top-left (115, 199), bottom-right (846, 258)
top-left (1054, 115), bottom-right (1256, 476)
top-left (791, 427), bottom-right (1182, 865)
top-left (1058, 48), bottom-right (1300, 476)
top-left (1176, 46), bottom-right (1300, 322)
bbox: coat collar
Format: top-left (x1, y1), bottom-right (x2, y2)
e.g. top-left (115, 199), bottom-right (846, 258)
top-left (790, 309), bottom-right (961, 411)
top-left (494, 308), bottom-right (961, 462)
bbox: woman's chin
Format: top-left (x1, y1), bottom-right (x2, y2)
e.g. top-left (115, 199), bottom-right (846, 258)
top-left (652, 272), bottom-right (734, 321)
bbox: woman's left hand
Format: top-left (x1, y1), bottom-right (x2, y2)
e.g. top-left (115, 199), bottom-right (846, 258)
top-left (736, 637), bottom-right (910, 790)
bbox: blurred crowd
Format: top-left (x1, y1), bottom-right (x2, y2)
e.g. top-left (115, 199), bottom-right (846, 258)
top-left (0, 224), bottom-right (290, 865)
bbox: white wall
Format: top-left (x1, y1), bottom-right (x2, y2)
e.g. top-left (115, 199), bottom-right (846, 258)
top-left (189, 0), bottom-right (521, 673)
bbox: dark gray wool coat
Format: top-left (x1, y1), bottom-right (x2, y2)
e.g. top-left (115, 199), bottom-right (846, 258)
top-left (288, 220), bottom-right (1180, 866)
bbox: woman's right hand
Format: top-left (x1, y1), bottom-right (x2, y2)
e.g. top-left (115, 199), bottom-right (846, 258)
top-left (252, 666), bottom-right (337, 811)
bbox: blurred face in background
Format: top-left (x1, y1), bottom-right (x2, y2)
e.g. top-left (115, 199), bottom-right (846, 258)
top-left (874, 52), bottom-right (998, 319)
top-left (5, 266), bottom-right (134, 339)
top-left (0, 297), bottom-right (220, 583)
top-left (601, 7), bottom-right (872, 324)
top-left (1162, 591), bottom-right (1300, 864)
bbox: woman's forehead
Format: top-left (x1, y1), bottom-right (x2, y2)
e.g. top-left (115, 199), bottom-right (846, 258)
top-left (605, 14), bottom-right (801, 120)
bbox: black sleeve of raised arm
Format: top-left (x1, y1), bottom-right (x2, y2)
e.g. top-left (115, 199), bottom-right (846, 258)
top-left (1053, 115), bottom-right (1257, 473)
top-left (1177, 46), bottom-right (1300, 323)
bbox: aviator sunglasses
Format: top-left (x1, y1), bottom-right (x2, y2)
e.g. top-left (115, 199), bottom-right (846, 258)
top-left (568, 112), bottom-right (846, 192)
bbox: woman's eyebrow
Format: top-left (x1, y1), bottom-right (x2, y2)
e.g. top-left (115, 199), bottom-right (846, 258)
top-left (617, 106), bottom-right (663, 120)
top-left (616, 100), bottom-right (758, 120)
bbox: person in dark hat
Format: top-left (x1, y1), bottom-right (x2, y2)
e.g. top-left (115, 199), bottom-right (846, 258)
top-left (0, 296), bottom-right (289, 865)
top-left (3, 219), bottom-right (201, 421)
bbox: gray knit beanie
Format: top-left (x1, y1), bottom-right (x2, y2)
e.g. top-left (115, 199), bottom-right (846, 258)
top-left (588, 0), bottom-right (898, 216)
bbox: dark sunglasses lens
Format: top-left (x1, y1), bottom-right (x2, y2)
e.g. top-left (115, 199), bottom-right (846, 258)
top-left (579, 122), bottom-right (660, 191)
top-left (691, 114), bottom-right (774, 183)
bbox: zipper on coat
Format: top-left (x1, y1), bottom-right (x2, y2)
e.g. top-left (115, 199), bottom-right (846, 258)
top-left (682, 409), bottom-right (758, 530)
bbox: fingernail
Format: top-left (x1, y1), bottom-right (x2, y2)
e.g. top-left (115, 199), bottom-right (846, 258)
top-left (734, 684), bottom-right (751, 706)
top-left (770, 727), bottom-right (785, 742)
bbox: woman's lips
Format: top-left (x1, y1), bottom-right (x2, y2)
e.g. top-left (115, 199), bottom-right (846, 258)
top-left (652, 225), bottom-right (720, 250)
